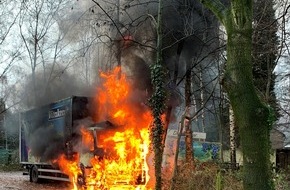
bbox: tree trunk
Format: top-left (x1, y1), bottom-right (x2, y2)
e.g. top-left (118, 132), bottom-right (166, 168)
top-left (185, 62), bottom-right (194, 164)
top-left (163, 40), bottom-right (184, 148)
top-left (199, 68), bottom-right (205, 133)
top-left (149, 0), bottom-right (165, 189)
top-left (229, 105), bottom-right (236, 168)
top-left (170, 114), bottom-right (186, 190)
top-left (199, 1), bottom-right (274, 189)
top-left (226, 29), bottom-right (273, 190)
top-left (226, 24), bottom-right (273, 189)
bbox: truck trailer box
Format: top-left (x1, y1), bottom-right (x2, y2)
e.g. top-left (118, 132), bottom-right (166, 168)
top-left (19, 96), bottom-right (92, 182)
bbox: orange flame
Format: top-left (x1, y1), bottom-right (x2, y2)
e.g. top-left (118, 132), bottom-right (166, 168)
top-left (57, 154), bottom-right (81, 190)
top-left (80, 127), bottom-right (94, 151)
top-left (57, 66), bottom-right (153, 190)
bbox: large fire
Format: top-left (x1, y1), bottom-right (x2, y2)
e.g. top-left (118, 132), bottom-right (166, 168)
top-left (57, 67), bottom-right (153, 190)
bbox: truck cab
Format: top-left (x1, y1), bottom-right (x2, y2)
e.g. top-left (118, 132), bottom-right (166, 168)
top-left (77, 121), bottom-right (147, 189)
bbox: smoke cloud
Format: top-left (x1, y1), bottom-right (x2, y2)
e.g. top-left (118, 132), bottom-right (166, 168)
top-left (20, 65), bottom-right (94, 109)
top-left (21, 0), bottom-right (227, 161)
top-left (28, 126), bottom-right (64, 161)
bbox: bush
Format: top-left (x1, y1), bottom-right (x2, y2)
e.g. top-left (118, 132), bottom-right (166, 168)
top-left (166, 161), bottom-right (290, 190)
top-left (167, 162), bottom-right (243, 190)
top-left (274, 170), bottom-right (290, 190)
top-left (0, 149), bottom-right (22, 171)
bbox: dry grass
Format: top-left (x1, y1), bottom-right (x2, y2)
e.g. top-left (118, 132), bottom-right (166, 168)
top-left (274, 170), bottom-right (290, 190)
top-left (164, 161), bottom-right (243, 190)
top-left (164, 162), bottom-right (290, 190)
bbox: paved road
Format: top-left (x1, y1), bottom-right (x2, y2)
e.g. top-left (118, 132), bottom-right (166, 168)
top-left (0, 171), bottom-right (71, 190)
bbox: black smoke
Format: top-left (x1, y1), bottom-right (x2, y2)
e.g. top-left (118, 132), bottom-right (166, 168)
top-left (20, 0), bottom-right (228, 162)
top-left (28, 126), bottom-right (64, 161)
top-left (20, 65), bottom-right (94, 109)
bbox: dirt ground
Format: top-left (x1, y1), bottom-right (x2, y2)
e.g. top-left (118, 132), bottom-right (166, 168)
top-left (0, 171), bottom-right (71, 190)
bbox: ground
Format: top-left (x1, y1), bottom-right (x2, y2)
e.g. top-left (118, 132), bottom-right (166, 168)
top-left (0, 171), bottom-right (70, 190)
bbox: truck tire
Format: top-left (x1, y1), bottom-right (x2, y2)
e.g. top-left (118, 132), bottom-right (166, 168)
top-left (30, 165), bottom-right (39, 183)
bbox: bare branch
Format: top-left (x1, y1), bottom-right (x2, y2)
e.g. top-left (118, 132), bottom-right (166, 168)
top-left (91, 0), bottom-right (124, 39)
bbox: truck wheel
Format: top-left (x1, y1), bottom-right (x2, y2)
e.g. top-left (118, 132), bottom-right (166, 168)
top-left (30, 165), bottom-right (39, 183)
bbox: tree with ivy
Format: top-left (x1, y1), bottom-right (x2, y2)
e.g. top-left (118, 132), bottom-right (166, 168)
top-left (229, 0), bottom-right (279, 171)
top-left (199, 0), bottom-right (274, 189)
top-left (149, 0), bottom-right (165, 190)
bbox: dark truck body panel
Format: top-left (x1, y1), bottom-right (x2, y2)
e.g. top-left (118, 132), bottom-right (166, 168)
top-left (19, 96), bottom-right (91, 182)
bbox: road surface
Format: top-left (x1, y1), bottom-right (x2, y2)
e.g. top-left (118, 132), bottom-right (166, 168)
top-left (0, 171), bottom-right (70, 190)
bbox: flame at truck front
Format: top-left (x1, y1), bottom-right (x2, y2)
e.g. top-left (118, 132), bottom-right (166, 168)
top-left (57, 67), bottom-right (153, 190)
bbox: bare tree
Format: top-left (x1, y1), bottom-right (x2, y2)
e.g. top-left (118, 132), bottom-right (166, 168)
top-left (0, 1), bottom-right (21, 80)
top-left (18, 0), bottom-right (80, 107)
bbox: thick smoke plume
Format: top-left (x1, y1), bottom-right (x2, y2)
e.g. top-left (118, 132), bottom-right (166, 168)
top-left (28, 126), bottom-right (64, 161)
top-left (22, 0), bottom-right (225, 161)
top-left (20, 64), bottom-right (95, 161)
top-left (21, 65), bottom-right (94, 109)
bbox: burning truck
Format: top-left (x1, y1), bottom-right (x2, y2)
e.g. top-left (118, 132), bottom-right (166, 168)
top-left (20, 67), bottom-right (153, 189)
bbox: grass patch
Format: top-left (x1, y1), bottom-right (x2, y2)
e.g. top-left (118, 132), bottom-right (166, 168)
top-left (0, 163), bottom-right (22, 171)
top-left (165, 162), bottom-right (290, 190)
